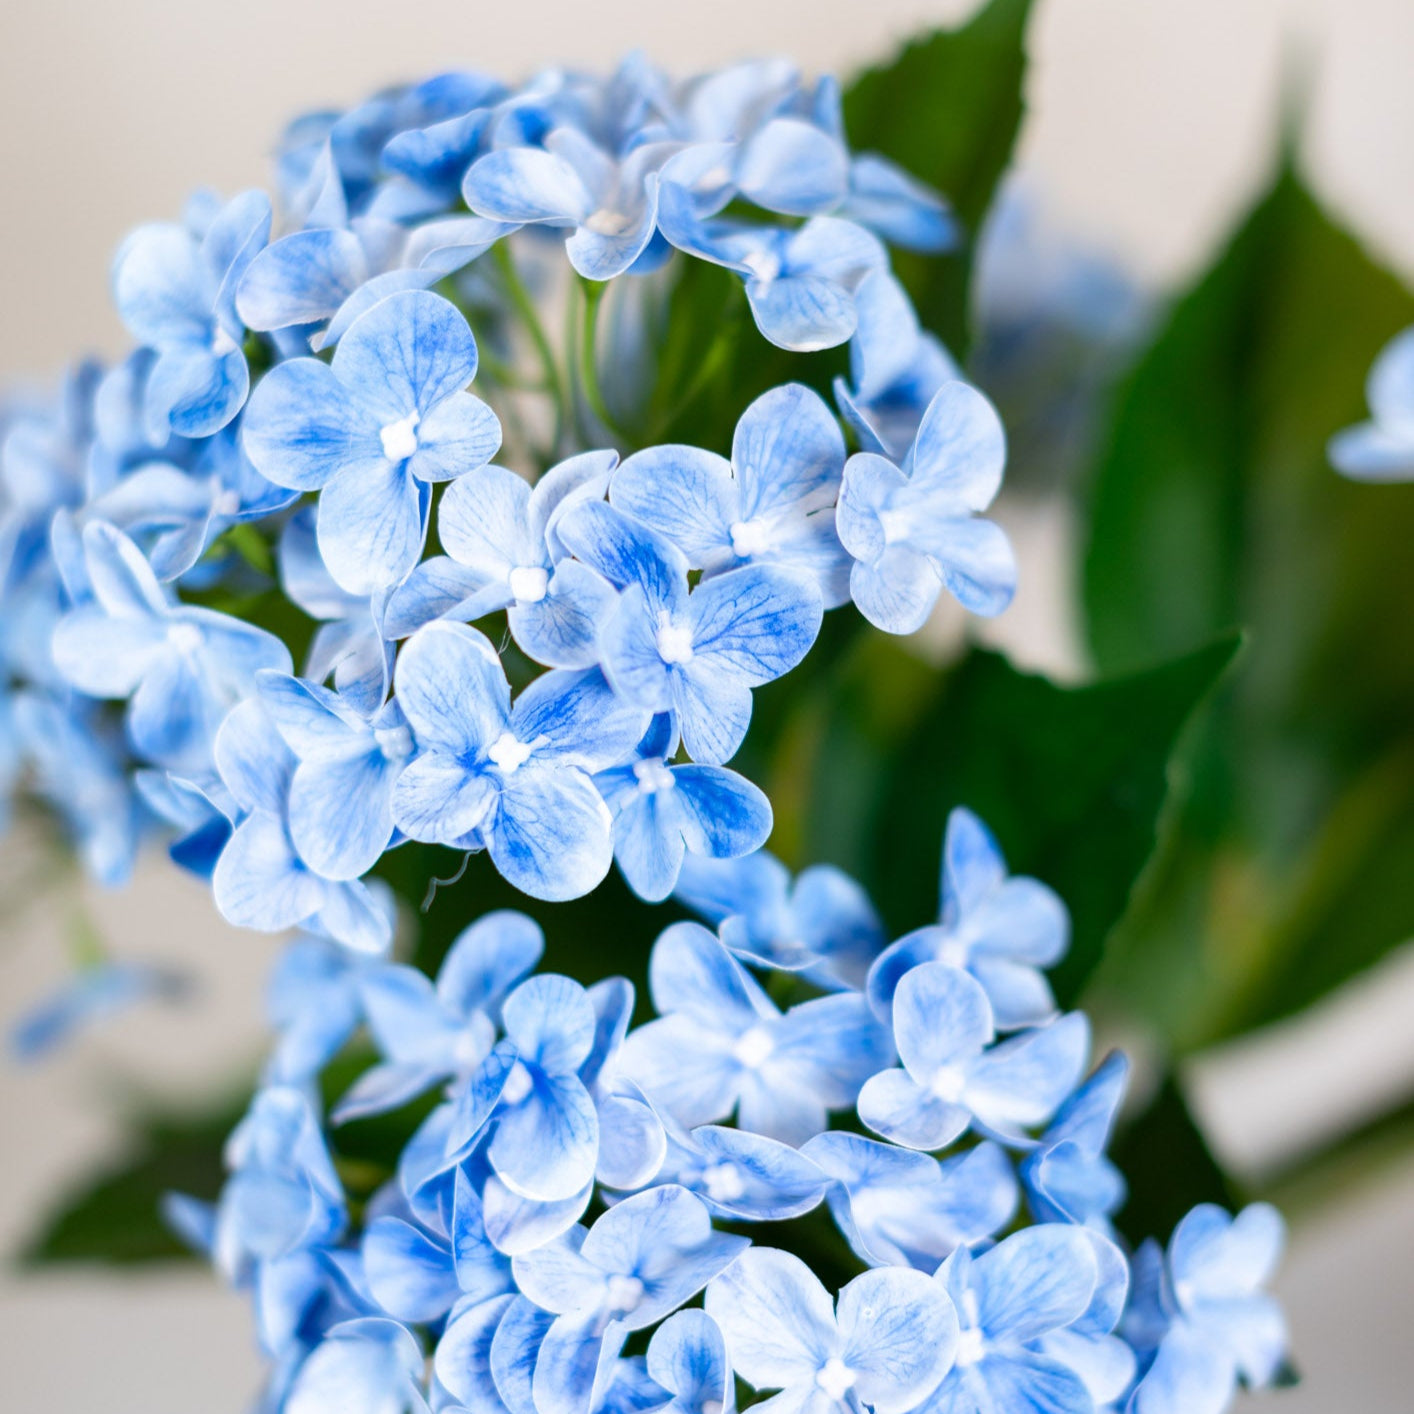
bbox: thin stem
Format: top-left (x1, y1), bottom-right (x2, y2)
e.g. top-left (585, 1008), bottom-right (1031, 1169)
top-left (575, 277), bottom-right (630, 447)
top-left (493, 242), bottom-right (566, 458)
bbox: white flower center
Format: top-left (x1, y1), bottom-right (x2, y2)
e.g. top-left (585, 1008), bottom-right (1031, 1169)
top-left (380, 410), bottom-right (421, 463)
top-left (604, 1274), bottom-right (644, 1314)
top-left (165, 621), bottom-right (204, 655)
top-left (733, 1024), bottom-right (775, 1069)
top-left (374, 723), bottom-right (414, 760)
top-left (928, 1064), bottom-right (967, 1104)
top-left (702, 1162), bottom-right (746, 1203)
top-left (815, 1359), bottom-right (856, 1400)
top-left (585, 207), bottom-right (632, 237)
top-left (211, 325), bottom-right (240, 358)
top-left (741, 250), bottom-right (781, 286)
top-left (935, 936), bottom-right (970, 969)
top-left (633, 759), bottom-right (676, 795)
top-left (508, 565), bottom-right (549, 603)
top-left (655, 615), bottom-right (695, 665)
top-left (729, 518), bottom-right (773, 559)
top-left (954, 1327), bottom-right (986, 1368)
top-left (487, 731), bottom-right (534, 774)
top-left (501, 1060), bottom-right (534, 1106)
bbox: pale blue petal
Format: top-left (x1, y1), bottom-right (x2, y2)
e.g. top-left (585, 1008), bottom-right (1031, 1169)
top-left (502, 973), bottom-right (597, 1074)
top-left (487, 765), bottom-right (614, 901)
top-left (317, 458), bottom-right (427, 594)
top-left (236, 228), bottom-right (367, 331)
top-left (600, 585), bottom-right (676, 716)
top-left (392, 754), bottom-right (497, 843)
top-left (733, 383), bottom-right (845, 521)
top-left (332, 1061), bottom-right (445, 1124)
top-left (911, 381), bottom-right (1006, 512)
top-left (363, 1216), bottom-right (460, 1322)
top-left (689, 563), bottom-right (823, 685)
top-left (566, 189), bottom-right (660, 282)
top-left (438, 910), bottom-right (545, 1019)
top-left (736, 119), bottom-right (848, 216)
top-left (512, 667), bottom-right (649, 773)
top-left (646, 1310), bottom-right (730, 1412)
top-left (849, 545), bottom-right (940, 635)
top-left (489, 1071), bottom-right (599, 1203)
top-left (213, 814), bottom-right (325, 933)
top-left (967, 1015), bottom-right (1090, 1136)
top-left (1169, 1203), bottom-right (1284, 1305)
top-left (595, 1090), bottom-right (668, 1191)
top-left (51, 607), bottom-right (165, 696)
top-left (971, 1225), bottom-right (1098, 1342)
top-left (857, 1068), bottom-right (970, 1151)
top-left (1130, 1321), bottom-right (1236, 1414)
top-left (383, 556), bottom-right (492, 639)
top-left (837, 1266), bottom-right (958, 1413)
top-left (895, 963), bottom-right (994, 1076)
top-left (555, 500), bottom-right (688, 610)
top-left (612, 790), bottom-right (687, 903)
top-left (704, 1247), bottom-right (835, 1390)
top-left (395, 622), bottom-right (510, 754)
top-left (747, 275), bottom-right (855, 352)
top-left (491, 1299), bottom-right (556, 1414)
top-left (482, 1173), bottom-right (593, 1256)
top-left (685, 1124), bottom-right (829, 1221)
top-left (534, 1318), bottom-right (625, 1414)
top-left (112, 224), bottom-right (208, 345)
top-left (672, 765), bottom-right (772, 858)
top-left (463, 148), bottom-right (592, 224)
top-left (508, 1228), bottom-right (601, 1315)
top-left (243, 358), bottom-right (378, 492)
top-left (648, 921), bottom-right (768, 1027)
top-left (616, 1016), bottom-right (741, 1131)
top-left (511, 560), bottom-right (618, 669)
top-left (410, 394), bottom-right (502, 484)
top-left (438, 463), bottom-right (537, 575)
top-left (146, 343), bottom-right (248, 439)
top-left (436, 1294), bottom-right (518, 1414)
top-left (609, 445), bottom-right (738, 565)
top-left (843, 155), bottom-right (955, 253)
top-left (973, 1352), bottom-right (1093, 1414)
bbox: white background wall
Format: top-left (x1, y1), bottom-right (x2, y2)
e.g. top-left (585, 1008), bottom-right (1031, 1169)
top-left (2, 1), bottom-right (1413, 1409)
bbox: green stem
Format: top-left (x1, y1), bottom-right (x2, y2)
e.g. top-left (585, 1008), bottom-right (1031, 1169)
top-left (493, 242), bottom-right (565, 458)
top-left (575, 277), bottom-right (629, 447)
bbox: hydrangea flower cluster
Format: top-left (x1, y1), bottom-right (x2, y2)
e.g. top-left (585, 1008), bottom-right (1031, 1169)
top-left (1, 52), bottom-right (1287, 1414)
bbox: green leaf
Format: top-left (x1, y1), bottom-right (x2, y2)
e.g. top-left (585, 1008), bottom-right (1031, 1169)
top-left (787, 633), bottom-right (1239, 1007)
top-left (843, 0), bottom-right (1035, 354)
top-left (21, 1096), bottom-right (243, 1265)
top-left (1110, 1076), bottom-right (1239, 1248)
top-left (1081, 169), bottom-right (1414, 1042)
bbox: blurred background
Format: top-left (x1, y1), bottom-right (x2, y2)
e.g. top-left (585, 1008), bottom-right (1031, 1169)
top-left (2, 0), bottom-right (1413, 1409)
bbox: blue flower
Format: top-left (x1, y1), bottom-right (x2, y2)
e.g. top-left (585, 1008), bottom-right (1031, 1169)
top-left (452, 972), bottom-right (601, 1202)
top-left (837, 382), bottom-right (1016, 632)
top-left (257, 671), bottom-right (413, 881)
top-left (363, 1168), bottom-right (513, 1324)
top-left (916, 1225), bottom-right (1121, 1414)
top-left (645, 1311), bottom-right (734, 1414)
top-left (595, 715), bottom-right (772, 903)
top-left (1329, 325), bottom-right (1414, 481)
top-left (264, 934), bottom-right (375, 1082)
top-left (8, 961), bottom-right (184, 1062)
top-left (384, 451), bottom-right (619, 665)
top-left (50, 520), bottom-right (291, 772)
top-left (112, 190), bottom-right (271, 440)
top-left (674, 849), bottom-right (883, 990)
top-left (653, 1116), bottom-right (830, 1222)
top-left (284, 1317), bottom-right (427, 1414)
top-left (706, 1246), bottom-right (958, 1414)
top-left (1021, 1052), bottom-right (1129, 1230)
top-left (11, 690), bottom-right (142, 886)
top-left (658, 187), bottom-right (886, 351)
top-left (242, 290), bottom-right (501, 594)
top-left (857, 962), bottom-right (1089, 1149)
top-left (463, 130), bottom-right (670, 280)
top-left (802, 1132), bottom-right (1017, 1272)
top-left (332, 910), bottom-right (543, 1122)
top-left (867, 807), bottom-right (1069, 1029)
top-left (618, 922), bottom-right (892, 1145)
top-left (609, 383), bottom-right (851, 607)
top-left (511, 1186), bottom-right (747, 1414)
top-left (1126, 1204), bottom-right (1287, 1414)
top-left (210, 698), bottom-right (391, 953)
top-left (390, 622), bottom-right (647, 900)
top-left (557, 502), bottom-right (822, 766)
top-left (833, 270), bottom-right (958, 462)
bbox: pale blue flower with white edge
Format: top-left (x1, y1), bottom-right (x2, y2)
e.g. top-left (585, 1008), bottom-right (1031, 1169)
top-left (658, 184), bottom-right (886, 351)
top-left (867, 806), bottom-right (1069, 1030)
top-left (1329, 325), bottom-right (1414, 481)
top-left (384, 451), bottom-right (618, 666)
top-left (834, 270), bottom-right (957, 462)
top-left (802, 1131), bottom-right (1017, 1272)
top-left (645, 1311), bottom-right (735, 1414)
top-left (1126, 1204), bottom-right (1287, 1414)
top-left (449, 972), bottom-right (601, 1203)
top-left (391, 621), bottom-right (648, 900)
top-left (837, 382), bottom-right (1016, 632)
top-left (112, 190), bottom-right (271, 440)
top-left (915, 1225), bottom-right (1115, 1414)
top-left (617, 922), bottom-right (892, 1145)
top-left (858, 962), bottom-right (1089, 1149)
top-left (209, 698), bottom-right (391, 953)
top-left (514, 1186), bottom-right (747, 1414)
top-left (556, 501), bottom-right (822, 767)
top-left (463, 129), bottom-right (672, 280)
top-left (242, 290), bottom-right (501, 594)
top-left (333, 910), bottom-right (543, 1123)
top-left (257, 672), bottom-right (413, 882)
top-left (610, 383), bottom-right (851, 607)
top-left (50, 520), bottom-right (291, 772)
top-left (595, 715), bottom-right (772, 904)
top-left (1022, 1052), bottom-right (1129, 1230)
top-left (706, 1246), bottom-right (959, 1414)
top-left (674, 849), bottom-right (883, 991)
top-left (285, 1317), bottom-right (429, 1414)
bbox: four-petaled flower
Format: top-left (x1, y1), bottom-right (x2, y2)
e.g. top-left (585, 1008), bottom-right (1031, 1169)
top-left (243, 289), bottom-right (501, 594)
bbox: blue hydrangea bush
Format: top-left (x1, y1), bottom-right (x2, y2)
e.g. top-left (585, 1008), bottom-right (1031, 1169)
top-left (0, 48), bottom-right (1291, 1414)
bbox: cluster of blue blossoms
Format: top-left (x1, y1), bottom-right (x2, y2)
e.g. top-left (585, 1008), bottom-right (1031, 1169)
top-left (1, 54), bottom-right (1285, 1414)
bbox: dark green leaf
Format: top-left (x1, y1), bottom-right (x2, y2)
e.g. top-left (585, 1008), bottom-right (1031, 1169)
top-left (788, 633), bottom-right (1239, 1007)
top-left (843, 0), bottom-right (1035, 354)
top-left (1110, 1076), bottom-right (1239, 1248)
top-left (1081, 169), bottom-right (1414, 1041)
